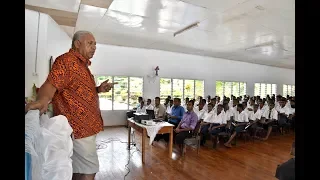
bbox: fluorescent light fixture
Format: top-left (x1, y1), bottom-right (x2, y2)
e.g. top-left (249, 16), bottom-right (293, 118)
top-left (173, 21), bottom-right (200, 37)
top-left (245, 41), bottom-right (275, 51)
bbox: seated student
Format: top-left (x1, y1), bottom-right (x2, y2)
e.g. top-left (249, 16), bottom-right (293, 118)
top-left (193, 100), bottom-right (207, 134)
top-left (174, 101), bottom-right (198, 154)
top-left (166, 99), bottom-right (174, 114)
top-left (199, 103), bottom-right (215, 146)
top-left (146, 98), bottom-right (154, 110)
top-left (202, 99), bottom-right (208, 111)
top-left (248, 104), bottom-right (262, 135)
top-left (136, 100), bottom-right (146, 113)
top-left (258, 99), bottom-right (268, 114)
top-left (277, 97), bottom-right (291, 118)
top-left (242, 101), bottom-right (251, 118)
top-left (207, 95), bottom-right (211, 104)
top-left (223, 103), bottom-right (234, 132)
top-left (231, 99), bottom-right (239, 121)
top-left (247, 99), bottom-right (255, 111)
top-left (167, 98), bottom-right (185, 127)
top-left (287, 99), bottom-right (295, 129)
top-left (155, 98), bottom-right (185, 143)
top-left (154, 97), bottom-right (166, 119)
top-left (194, 101), bottom-right (206, 121)
top-left (255, 101), bottom-right (278, 140)
top-left (211, 98), bottom-right (218, 110)
top-left (224, 104), bottom-right (249, 148)
top-left (209, 104), bottom-right (228, 147)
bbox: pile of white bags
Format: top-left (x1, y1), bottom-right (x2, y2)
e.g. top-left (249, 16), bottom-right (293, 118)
top-left (25, 110), bottom-right (73, 180)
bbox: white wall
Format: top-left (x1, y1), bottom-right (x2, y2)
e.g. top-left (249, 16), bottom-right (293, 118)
top-left (25, 9), bottom-right (71, 97)
top-left (91, 44), bottom-right (295, 126)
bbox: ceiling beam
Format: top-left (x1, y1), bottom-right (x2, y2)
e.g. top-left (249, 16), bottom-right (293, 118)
top-left (81, 0), bottom-right (113, 9)
top-left (25, 4), bottom-right (78, 27)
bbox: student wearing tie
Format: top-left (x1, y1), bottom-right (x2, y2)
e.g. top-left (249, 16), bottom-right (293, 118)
top-left (256, 102), bottom-right (278, 141)
top-left (224, 104), bottom-right (249, 148)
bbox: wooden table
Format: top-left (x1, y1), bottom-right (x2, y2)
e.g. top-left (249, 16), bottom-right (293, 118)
top-left (127, 119), bottom-right (174, 163)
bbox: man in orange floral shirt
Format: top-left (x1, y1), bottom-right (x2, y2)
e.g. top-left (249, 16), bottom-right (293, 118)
top-left (25, 31), bottom-right (116, 180)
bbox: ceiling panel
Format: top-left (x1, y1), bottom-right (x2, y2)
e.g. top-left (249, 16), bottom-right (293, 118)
top-left (81, 0), bottom-right (114, 9)
top-left (25, 4), bottom-right (78, 27)
top-left (109, 0), bottom-right (212, 25)
top-left (180, 0), bottom-right (250, 12)
top-left (75, 4), bottom-right (107, 32)
top-left (25, 0), bottom-right (81, 13)
top-left (26, 0), bottom-right (295, 69)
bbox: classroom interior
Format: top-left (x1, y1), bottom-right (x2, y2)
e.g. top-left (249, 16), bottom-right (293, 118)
top-left (25, 0), bottom-right (295, 179)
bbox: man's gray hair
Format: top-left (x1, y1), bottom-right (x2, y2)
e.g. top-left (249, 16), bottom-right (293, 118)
top-left (71, 31), bottom-right (93, 48)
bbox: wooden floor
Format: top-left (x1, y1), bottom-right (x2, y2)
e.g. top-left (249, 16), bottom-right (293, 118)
top-left (95, 127), bottom-right (294, 180)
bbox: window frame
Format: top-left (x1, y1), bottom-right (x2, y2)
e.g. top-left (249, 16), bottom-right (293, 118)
top-left (254, 83), bottom-right (277, 98)
top-left (94, 75), bottom-right (144, 110)
top-left (160, 77), bottom-right (205, 102)
top-left (283, 84), bottom-right (295, 97)
top-left (215, 80), bottom-right (247, 98)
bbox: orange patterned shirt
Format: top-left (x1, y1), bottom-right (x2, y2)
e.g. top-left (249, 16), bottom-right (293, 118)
top-left (47, 49), bottom-right (103, 139)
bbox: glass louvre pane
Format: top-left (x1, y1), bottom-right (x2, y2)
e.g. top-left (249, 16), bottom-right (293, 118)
top-left (96, 76), bottom-right (113, 110)
top-left (254, 83), bottom-right (261, 96)
top-left (232, 82), bottom-right (240, 97)
top-left (160, 78), bottom-right (172, 104)
top-left (272, 84), bottom-right (277, 95)
top-left (283, 85), bottom-right (288, 97)
top-left (129, 77), bottom-right (143, 110)
top-left (195, 80), bottom-right (204, 99)
top-left (172, 79), bottom-right (183, 99)
top-left (113, 76), bottom-right (129, 110)
top-left (266, 84), bottom-right (272, 96)
top-left (184, 80), bottom-right (195, 99)
top-left (239, 82), bottom-right (246, 96)
top-left (260, 83), bottom-right (266, 98)
top-left (224, 82), bottom-right (232, 98)
top-left (216, 81), bottom-right (224, 98)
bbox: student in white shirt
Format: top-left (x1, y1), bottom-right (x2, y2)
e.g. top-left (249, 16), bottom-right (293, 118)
top-left (248, 104), bottom-right (262, 135)
top-left (258, 99), bottom-right (268, 114)
top-left (223, 103), bottom-right (234, 131)
top-left (146, 99), bottom-right (154, 110)
top-left (209, 104), bottom-right (228, 147)
top-left (202, 99), bottom-right (208, 111)
top-left (242, 101), bottom-right (252, 118)
top-left (277, 98), bottom-right (291, 118)
top-left (249, 104), bottom-right (262, 122)
top-left (288, 99), bottom-right (295, 130)
top-left (194, 101), bottom-right (206, 121)
top-left (255, 102), bottom-right (278, 141)
top-left (231, 99), bottom-right (239, 121)
top-left (166, 100), bottom-right (173, 115)
top-left (136, 100), bottom-right (146, 113)
top-left (211, 98), bottom-right (217, 109)
top-left (224, 104), bottom-right (249, 148)
top-left (247, 99), bottom-right (254, 111)
top-left (199, 103), bottom-right (215, 145)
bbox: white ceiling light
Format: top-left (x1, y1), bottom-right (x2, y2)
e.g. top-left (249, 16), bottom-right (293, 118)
top-left (173, 21), bottom-right (200, 37)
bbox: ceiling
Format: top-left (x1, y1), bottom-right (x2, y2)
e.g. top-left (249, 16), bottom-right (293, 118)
top-left (25, 0), bottom-right (295, 69)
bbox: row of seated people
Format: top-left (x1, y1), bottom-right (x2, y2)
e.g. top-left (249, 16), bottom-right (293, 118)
top-left (133, 95), bottom-right (295, 154)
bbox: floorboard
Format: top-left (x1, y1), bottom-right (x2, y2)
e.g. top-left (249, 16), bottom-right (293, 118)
top-left (95, 127), bottom-right (294, 180)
